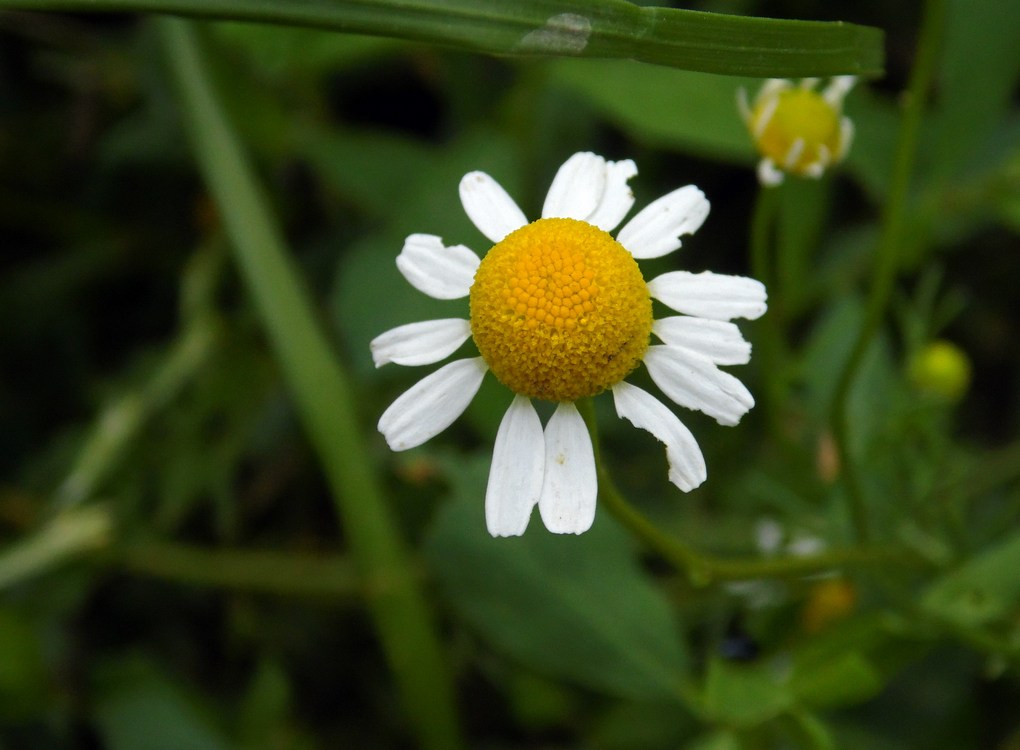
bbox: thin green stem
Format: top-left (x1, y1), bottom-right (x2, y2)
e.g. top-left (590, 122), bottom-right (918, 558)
top-left (55, 242), bottom-right (223, 510)
top-left (576, 400), bottom-right (912, 585)
top-left (0, 506), bottom-right (113, 591)
top-left (158, 20), bottom-right (461, 750)
top-left (749, 185), bottom-right (785, 435)
top-left (116, 541), bottom-right (364, 599)
top-left (830, 0), bottom-right (946, 543)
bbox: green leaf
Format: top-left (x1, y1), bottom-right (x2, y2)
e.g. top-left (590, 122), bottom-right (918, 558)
top-left (549, 60), bottom-right (757, 162)
top-left (424, 454), bottom-right (689, 702)
top-left (0, 607), bottom-right (50, 719)
top-left (788, 651), bottom-right (883, 709)
top-left (1, 0), bottom-right (884, 77)
top-left (700, 658), bottom-right (792, 727)
top-left (94, 658), bottom-right (232, 750)
top-left (930, 0), bottom-right (1020, 180)
top-left (922, 532), bottom-right (1020, 629)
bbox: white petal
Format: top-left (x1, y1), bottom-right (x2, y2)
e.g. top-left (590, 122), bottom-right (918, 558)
top-left (644, 345), bottom-right (755, 426)
top-left (587, 159), bottom-right (638, 231)
top-left (542, 152), bottom-right (638, 231)
top-left (612, 382), bottom-right (706, 492)
top-left (370, 318), bottom-right (471, 368)
top-left (822, 75), bottom-right (856, 108)
top-left (647, 270), bottom-right (767, 321)
top-left (615, 185), bottom-right (710, 259)
top-left (652, 316), bottom-right (751, 365)
top-left (755, 78), bottom-right (791, 106)
top-left (485, 396), bottom-right (544, 537)
top-left (836, 116), bottom-right (855, 161)
top-left (377, 357), bottom-right (487, 451)
top-left (757, 158), bottom-right (785, 187)
top-left (538, 402), bottom-right (597, 534)
top-left (542, 152), bottom-right (605, 221)
top-left (396, 234), bottom-right (479, 300)
top-left (459, 171), bottom-right (528, 244)
top-left (736, 87), bottom-right (752, 125)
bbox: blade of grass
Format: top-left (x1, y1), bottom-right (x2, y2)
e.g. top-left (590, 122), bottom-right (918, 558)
top-left (3, 0), bottom-right (883, 77)
top-left (157, 18), bottom-right (461, 750)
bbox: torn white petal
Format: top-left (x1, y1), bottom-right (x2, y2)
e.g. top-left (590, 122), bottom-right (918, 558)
top-left (582, 158), bottom-right (638, 232)
top-left (616, 185), bottom-right (710, 260)
top-left (653, 316), bottom-right (751, 365)
top-left (370, 318), bottom-right (472, 368)
top-left (648, 270), bottom-right (767, 321)
top-left (377, 357), bottom-right (487, 451)
top-left (612, 381), bottom-right (706, 492)
top-left (644, 345), bottom-right (755, 426)
top-left (538, 402), bottom-right (597, 534)
top-left (459, 171), bottom-right (528, 244)
top-left (486, 396), bottom-right (544, 537)
top-left (396, 234), bottom-right (479, 300)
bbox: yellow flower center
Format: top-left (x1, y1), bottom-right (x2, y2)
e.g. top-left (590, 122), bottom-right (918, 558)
top-left (751, 87), bottom-right (843, 174)
top-left (469, 218), bottom-right (652, 402)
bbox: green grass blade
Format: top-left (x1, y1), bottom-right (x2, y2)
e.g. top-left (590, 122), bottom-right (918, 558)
top-left (2, 0), bottom-right (883, 77)
top-left (157, 18), bottom-right (462, 750)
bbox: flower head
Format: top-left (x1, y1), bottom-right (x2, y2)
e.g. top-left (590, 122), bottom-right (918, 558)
top-left (738, 76), bottom-right (856, 186)
top-left (372, 152), bottom-right (766, 537)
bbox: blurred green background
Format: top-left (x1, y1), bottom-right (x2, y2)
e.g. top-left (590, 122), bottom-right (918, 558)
top-left (2, 1), bottom-right (1020, 748)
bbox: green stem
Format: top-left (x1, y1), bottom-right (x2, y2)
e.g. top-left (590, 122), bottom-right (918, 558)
top-left (55, 242), bottom-right (223, 509)
top-left (749, 185), bottom-right (785, 435)
top-left (0, 506), bottom-right (113, 590)
top-left (576, 400), bottom-right (912, 585)
top-left (116, 541), bottom-right (364, 599)
top-left (829, 0), bottom-right (945, 543)
top-left (158, 20), bottom-right (461, 750)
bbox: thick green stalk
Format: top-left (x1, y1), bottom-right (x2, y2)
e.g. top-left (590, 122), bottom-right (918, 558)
top-left (157, 19), bottom-right (461, 750)
top-left (829, 0), bottom-right (946, 543)
top-left (0, 0), bottom-right (884, 77)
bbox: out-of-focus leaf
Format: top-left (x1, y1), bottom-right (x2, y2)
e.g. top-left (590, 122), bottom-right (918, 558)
top-left (95, 658), bottom-right (232, 750)
top-left (592, 700), bottom-right (696, 750)
top-left (922, 531), bottom-right (1020, 629)
top-left (929, 0), bottom-right (1020, 181)
top-left (330, 129), bottom-right (522, 376)
top-left (424, 454), bottom-right (689, 702)
top-left (684, 731), bottom-right (742, 750)
top-left (210, 22), bottom-right (402, 79)
top-left (296, 126), bottom-right (440, 221)
top-left (549, 60), bottom-right (756, 162)
top-left (0, 608), bottom-right (49, 719)
top-left (789, 650), bottom-right (883, 708)
top-left (844, 86), bottom-right (901, 202)
top-left (776, 178), bottom-right (833, 316)
top-left (700, 657), bottom-right (791, 727)
top-left (3, 0), bottom-right (885, 77)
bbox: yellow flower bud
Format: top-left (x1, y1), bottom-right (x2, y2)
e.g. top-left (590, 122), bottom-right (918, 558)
top-left (908, 340), bottom-right (972, 402)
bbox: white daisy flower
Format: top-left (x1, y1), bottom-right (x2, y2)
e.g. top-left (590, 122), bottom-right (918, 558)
top-left (737, 76), bottom-right (856, 186)
top-left (372, 152), bottom-right (766, 537)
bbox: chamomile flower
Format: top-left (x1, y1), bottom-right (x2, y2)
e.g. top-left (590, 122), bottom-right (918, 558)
top-left (738, 76), bottom-right (856, 186)
top-left (372, 152), bottom-right (766, 537)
